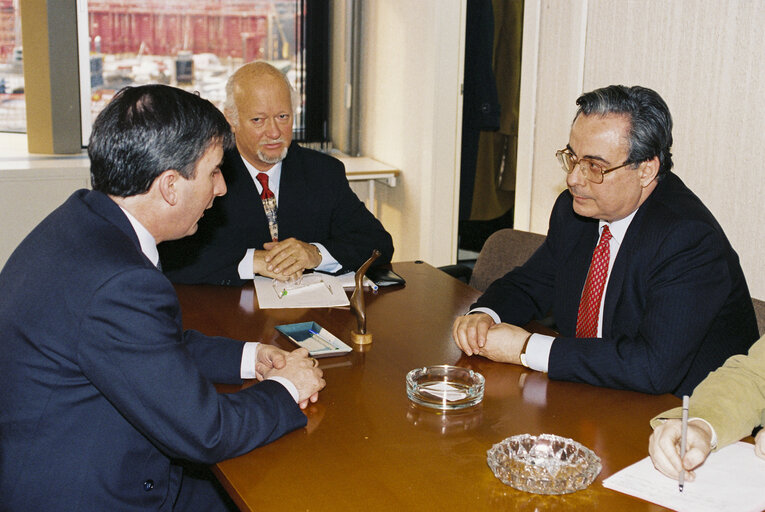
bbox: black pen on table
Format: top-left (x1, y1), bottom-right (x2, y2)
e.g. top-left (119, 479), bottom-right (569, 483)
top-left (678, 394), bottom-right (689, 492)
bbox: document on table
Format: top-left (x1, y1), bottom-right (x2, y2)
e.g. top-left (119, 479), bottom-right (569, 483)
top-left (602, 441), bottom-right (765, 512)
top-left (254, 274), bottom-right (350, 309)
top-left (335, 271), bottom-right (378, 290)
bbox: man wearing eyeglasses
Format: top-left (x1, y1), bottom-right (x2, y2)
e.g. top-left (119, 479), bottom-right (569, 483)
top-left (453, 85), bottom-right (758, 397)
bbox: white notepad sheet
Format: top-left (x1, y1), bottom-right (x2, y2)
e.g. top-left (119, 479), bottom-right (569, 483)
top-left (254, 274), bottom-right (349, 309)
top-left (602, 441), bottom-right (765, 512)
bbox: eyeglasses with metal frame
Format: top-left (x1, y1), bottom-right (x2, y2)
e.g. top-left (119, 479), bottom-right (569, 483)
top-left (555, 148), bottom-right (635, 184)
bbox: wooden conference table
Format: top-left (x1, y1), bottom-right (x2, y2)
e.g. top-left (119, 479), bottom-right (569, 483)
top-left (175, 261), bottom-right (682, 511)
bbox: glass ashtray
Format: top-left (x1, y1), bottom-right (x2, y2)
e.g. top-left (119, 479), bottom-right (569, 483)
top-left (486, 433), bottom-right (601, 495)
top-left (406, 365), bottom-right (484, 410)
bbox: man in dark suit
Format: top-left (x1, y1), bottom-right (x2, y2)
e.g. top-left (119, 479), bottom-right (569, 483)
top-left (453, 85), bottom-right (758, 397)
top-left (0, 85), bottom-right (325, 511)
top-left (159, 61), bottom-right (394, 285)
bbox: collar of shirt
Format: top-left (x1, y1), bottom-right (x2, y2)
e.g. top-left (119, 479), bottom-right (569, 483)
top-left (118, 206), bottom-right (160, 268)
top-left (241, 155), bottom-right (282, 204)
top-left (598, 208), bottom-right (638, 254)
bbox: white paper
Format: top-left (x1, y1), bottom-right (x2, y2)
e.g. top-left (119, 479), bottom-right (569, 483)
top-left (602, 442), bottom-right (765, 512)
top-left (335, 271), bottom-right (377, 290)
top-left (254, 274), bottom-right (350, 309)
top-left (418, 381), bottom-right (469, 402)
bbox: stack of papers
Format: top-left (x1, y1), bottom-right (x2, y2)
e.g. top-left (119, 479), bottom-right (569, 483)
top-left (602, 441), bottom-right (765, 512)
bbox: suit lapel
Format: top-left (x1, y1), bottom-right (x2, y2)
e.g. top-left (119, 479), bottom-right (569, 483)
top-left (228, 149), bottom-right (271, 241)
top-left (275, 144), bottom-right (310, 238)
top-left (559, 220), bottom-right (599, 336)
top-left (601, 200), bottom-right (651, 337)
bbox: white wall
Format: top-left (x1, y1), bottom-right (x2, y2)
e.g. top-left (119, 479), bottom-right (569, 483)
top-left (0, 134), bottom-right (90, 266)
top-left (516, 0), bottom-right (765, 299)
top-left (355, 0), bottom-right (466, 266)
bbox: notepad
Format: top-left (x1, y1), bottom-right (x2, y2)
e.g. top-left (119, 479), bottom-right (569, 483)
top-left (602, 441), bottom-right (765, 512)
top-left (254, 274), bottom-right (350, 309)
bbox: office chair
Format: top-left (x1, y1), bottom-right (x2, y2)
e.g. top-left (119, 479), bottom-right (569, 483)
top-left (753, 297), bottom-right (765, 336)
top-left (441, 228), bottom-right (545, 292)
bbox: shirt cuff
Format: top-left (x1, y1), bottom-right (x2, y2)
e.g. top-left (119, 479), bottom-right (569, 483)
top-left (238, 248), bottom-right (256, 279)
top-left (266, 376), bottom-right (300, 402)
top-left (524, 334), bottom-right (554, 373)
top-left (240, 341), bottom-right (260, 379)
top-left (468, 307), bottom-right (501, 325)
top-left (240, 342), bottom-right (300, 403)
top-left (312, 243), bottom-right (342, 273)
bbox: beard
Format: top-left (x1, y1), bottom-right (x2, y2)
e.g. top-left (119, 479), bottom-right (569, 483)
top-left (257, 142), bottom-right (289, 165)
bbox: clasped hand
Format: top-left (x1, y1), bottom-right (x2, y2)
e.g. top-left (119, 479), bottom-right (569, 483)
top-left (255, 345), bottom-right (325, 409)
top-left (452, 313), bottom-right (530, 365)
top-left (253, 237), bottom-right (322, 281)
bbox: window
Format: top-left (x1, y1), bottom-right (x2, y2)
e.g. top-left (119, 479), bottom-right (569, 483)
top-left (1, 0), bottom-right (329, 144)
top-left (0, 0), bottom-right (24, 132)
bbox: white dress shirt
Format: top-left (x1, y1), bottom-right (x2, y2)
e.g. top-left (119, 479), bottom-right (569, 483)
top-left (236, 156), bottom-right (342, 279)
top-left (472, 209), bottom-right (639, 373)
top-left (119, 205), bottom-right (299, 401)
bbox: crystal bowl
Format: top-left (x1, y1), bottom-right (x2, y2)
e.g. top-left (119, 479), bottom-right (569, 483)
top-left (406, 365), bottom-right (484, 410)
top-left (486, 433), bottom-right (601, 495)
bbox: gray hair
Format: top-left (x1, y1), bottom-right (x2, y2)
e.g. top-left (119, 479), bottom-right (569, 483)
top-left (223, 61), bottom-right (300, 126)
top-left (574, 85), bottom-right (673, 177)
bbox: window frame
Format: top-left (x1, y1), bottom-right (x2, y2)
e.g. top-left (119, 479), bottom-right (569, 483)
top-left (8, 0), bottom-right (330, 151)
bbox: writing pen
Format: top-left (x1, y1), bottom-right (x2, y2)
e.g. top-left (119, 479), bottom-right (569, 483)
top-left (364, 276), bottom-right (379, 292)
top-left (679, 395), bottom-right (689, 492)
top-left (308, 328), bottom-right (335, 350)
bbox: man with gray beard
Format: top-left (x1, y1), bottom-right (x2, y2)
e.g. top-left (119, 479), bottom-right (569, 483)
top-left (159, 61), bottom-right (393, 285)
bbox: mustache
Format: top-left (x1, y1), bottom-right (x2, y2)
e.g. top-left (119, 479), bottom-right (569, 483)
top-left (259, 139), bottom-right (286, 147)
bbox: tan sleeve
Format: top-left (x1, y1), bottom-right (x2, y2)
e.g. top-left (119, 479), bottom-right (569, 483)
top-left (650, 333), bottom-right (765, 450)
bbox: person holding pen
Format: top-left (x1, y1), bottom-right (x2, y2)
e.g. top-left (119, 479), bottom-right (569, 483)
top-left (648, 333), bottom-right (765, 482)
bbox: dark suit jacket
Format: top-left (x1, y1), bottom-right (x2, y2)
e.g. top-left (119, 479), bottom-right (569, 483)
top-left (0, 190), bottom-right (306, 511)
top-left (159, 142), bottom-right (394, 285)
top-left (474, 172), bottom-right (759, 396)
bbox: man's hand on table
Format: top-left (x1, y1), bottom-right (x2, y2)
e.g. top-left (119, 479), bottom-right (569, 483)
top-left (453, 314), bottom-right (530, 365)
top-left (478, 323), bottom-right (530, 365)
top-left (263, 347), bottom-right (325, 409)
top-left (452, 313), bottom-right (494, 355)
top-left (253, 250), bottom-right (301, 281)
top-left (254, 344), bottom-right (288, 380)
top-left (262, 238), bottom-right (322, 278)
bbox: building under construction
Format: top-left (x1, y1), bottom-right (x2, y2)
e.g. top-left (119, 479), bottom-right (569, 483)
top-left (88, 0), bottom-right (295, 62)
top-left (0, 0), bottom-right (296, 64)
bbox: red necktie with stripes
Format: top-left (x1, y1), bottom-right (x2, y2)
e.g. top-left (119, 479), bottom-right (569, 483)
top-left (575, 225), bottom-right (612, 338)
top-left (256, 172), bottom-right (278, 241)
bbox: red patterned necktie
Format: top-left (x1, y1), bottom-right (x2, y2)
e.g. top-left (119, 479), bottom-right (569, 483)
top-left (256, 172), bottom-right (275, 200)
top-left (255, 172), bottom-right (278, 241)
top-left (575, 225), bottom-right (612, 338)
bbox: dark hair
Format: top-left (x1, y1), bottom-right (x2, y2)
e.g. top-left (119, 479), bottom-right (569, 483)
top-left (88, 84), bottom-right (234, 196)
top-left (575, 85), bottom-right (673, 177)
